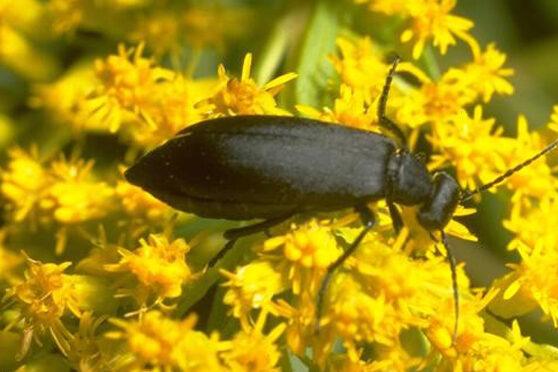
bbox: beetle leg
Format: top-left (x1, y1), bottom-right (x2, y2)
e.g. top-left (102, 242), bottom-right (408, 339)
top-left (387, 200), bottom-right (404, 233)
top-left (378, 56), bottom-right (407, 146)
top-left (208, 213), bottom-right (294, 267)
top-left (315, 205), bottom-right (376, 333)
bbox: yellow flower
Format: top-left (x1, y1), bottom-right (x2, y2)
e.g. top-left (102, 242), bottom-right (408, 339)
top-left (2, 149), bottom-right (114, 254)
top-left (85, 44), bottom-right (216, 147)
top-left (462, 43), bottom-right (514, 102)
top-left (44, 157), bottom-right (115, 225)
top-left (105, 234), bottom-right (195, 303)
top-left (0, 235), bottom-right (24, 286)
top-left (491, 246), bottom-right (558, 326)
top-left (428, 106), bottom-right (509, 190)
top-left (392, 70), bottom-right (475, 129)
top-left (4, 256), bottom-right (79, 357)
top-left (327, 275), bottom-right (420, 348)
top-left (221, 261), bottom-right (285, 324)
top-left (1, 147), bottom-right (50, 223)
top-left (0, 22), bottom-right (56, 80)
top-left (263, 220), bottom-right (342, 295)
top-left (31, 64), bottom-right (103, 134)
top-left (500, 115), bottom-right (557, 202)
top-left (297, 84), bottom-right (378, 131)
top-left (106, 311), bottom-right (227, 371)
top-left (329, 36), bottom-right (387, 102)
top-left (277, 293), bottom-right (321, 360)
top-left (548, 104), bottom-right (558, 133)
top-left (504, 197), bottom-right (558, 256)
top-left (85, 43), bottom-right (175, 133)
top-left (123, 76), bottom-right (215, 147)
top-left (208, 53), bottom-right (297, 116)
top-left (65, 312), bottom-right (110, 370)
top-left (430, 311), bottom-right (528, 371)
top-left (222, 310), bottom-right (286, 372)
top-left (400, 0), bottom-right (475, 59)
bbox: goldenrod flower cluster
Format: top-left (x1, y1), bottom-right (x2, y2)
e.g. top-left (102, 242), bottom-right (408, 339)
top-left (1, 1), bottom-right (558, 371)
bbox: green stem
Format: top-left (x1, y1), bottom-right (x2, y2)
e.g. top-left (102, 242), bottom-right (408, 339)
top-left (422, 45), bottom-right (441, 80)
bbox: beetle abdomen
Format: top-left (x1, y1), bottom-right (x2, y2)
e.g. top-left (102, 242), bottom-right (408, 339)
top-left (125, 116), bottom-right (397, 219)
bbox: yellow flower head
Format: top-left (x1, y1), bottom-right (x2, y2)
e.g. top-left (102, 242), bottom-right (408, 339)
top-left (330, 37), bottom-right (387, 103)
top-left (85, 43), bottom-right (175, 133)
top-left (327, 275), bottom-right (419, 347)
top-left (209, 53), bottom-right (296, 116)
top-left (1, 147), bottom-right (50, 223)
top-left (548, 104), bottom-right (558, 133)
top-left (501, 115), bottom-right (558, 202)
top-left (0, 233), bottom-right (24, 286)
top-left (123, 76), bottom-right (215, 147)
top-left (263, 220), bottom-right (342, 295)
top-left (31, 64), bottom-right (101, 134)
top-left (504, 197), bottom-right (558, 256)
top-left (393, 71), bottom-right (475, 129)
top-left (105, 234), bottom-right (195, 301)
top-left (3, 255), bottom-right (90, 357)
top-left (107, 311), bottom-right (226, 371)
top-left (431, 311), bottom-right (527, 371)
top-left (5, 257), bottom-right (77, 321)
top-left (222, 310), bottom-right (286, 372)
top-left (298, 84), bottom-right (378, 132)
top-left (464, 43), bottom-right (514, 102)
top-left (43, 157), bottom-right (115, 225)
top-left (492, 247), bottom-right (558, 327)
top-left (400, 0), bottom-right (475, 59)
top-left (221, 261), bottom-right (284, 322)
top-left (428, 106), bottom-right (508, 190)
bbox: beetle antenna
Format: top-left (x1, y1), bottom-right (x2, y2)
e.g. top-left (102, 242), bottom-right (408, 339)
top-left (378, 55), bottom-right (407, 146)
top-left (461, 138), bottom-right (558, 202)
top-left (432, 230), bottom-right (459, 345)
top-left (441, 230), bottom-right (459, 345)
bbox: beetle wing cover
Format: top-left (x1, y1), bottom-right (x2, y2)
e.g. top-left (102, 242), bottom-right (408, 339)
top-left (125, 116), bottom-right (396, 219)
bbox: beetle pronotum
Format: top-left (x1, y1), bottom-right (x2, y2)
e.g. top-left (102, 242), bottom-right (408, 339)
top-left (125, 57), bottom-right (558, 342)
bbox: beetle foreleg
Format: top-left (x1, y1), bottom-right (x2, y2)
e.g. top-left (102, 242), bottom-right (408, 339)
top-left (208, 213), bottom-right (294, 267)
top-left (315, 205), bottom-right (376, 333)
top-left (387, 201), bottom-right (403, 233)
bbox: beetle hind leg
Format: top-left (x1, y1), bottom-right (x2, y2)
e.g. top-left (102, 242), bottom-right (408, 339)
top-left (207, 213), bottom-right (294, 268)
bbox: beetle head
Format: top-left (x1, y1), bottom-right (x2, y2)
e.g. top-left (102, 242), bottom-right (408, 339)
top-left (417, 172), bottom-right (460, 230)
top-left (389, 151), bottom-right (433, 205)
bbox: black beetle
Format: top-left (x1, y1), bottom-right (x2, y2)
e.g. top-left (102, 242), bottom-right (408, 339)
top-left (124, 58), bottom-right (558, 340)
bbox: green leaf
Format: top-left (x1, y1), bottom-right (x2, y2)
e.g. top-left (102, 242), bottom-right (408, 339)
top-left (283, 0), bottom-right (343, 109)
